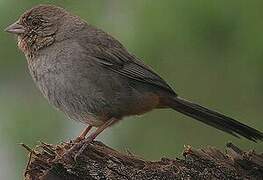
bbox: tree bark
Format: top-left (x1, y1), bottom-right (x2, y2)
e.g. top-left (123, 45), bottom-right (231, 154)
top-left (23, 141), bottom-right (263, 180)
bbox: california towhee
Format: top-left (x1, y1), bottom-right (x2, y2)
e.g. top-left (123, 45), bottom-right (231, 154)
top-left (5, 5), bottom-right (263, 147)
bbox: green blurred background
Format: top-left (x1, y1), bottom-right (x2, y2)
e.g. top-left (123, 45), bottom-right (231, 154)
top-left (0, 0), bottom-right (263, 179)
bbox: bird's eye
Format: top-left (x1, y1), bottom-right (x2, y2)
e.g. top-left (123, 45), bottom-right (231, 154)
top-left (31, 19), bottom-right (40, 26)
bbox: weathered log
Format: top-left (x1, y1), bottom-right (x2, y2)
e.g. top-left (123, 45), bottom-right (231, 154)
top-left (23, 141), bottom-right (263, 180)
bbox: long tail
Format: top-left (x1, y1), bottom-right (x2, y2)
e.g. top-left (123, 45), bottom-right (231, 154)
top-left (166, 97), bottom-right (263, 142)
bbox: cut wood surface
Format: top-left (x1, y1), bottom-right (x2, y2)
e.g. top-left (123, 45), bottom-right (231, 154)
top-left (23, 141), bottom-right (263, 180)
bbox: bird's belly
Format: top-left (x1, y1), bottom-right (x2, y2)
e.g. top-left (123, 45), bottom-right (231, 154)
top-left (29, 57), bottom-right (161, 125)
top-left (37, 82), bottom-right (106, 127)
top-left (30, 71), bottom-right (106, 126)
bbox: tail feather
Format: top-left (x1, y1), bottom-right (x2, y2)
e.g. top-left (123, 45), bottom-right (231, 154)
top-left (167, 97), bottom-right (263, 142)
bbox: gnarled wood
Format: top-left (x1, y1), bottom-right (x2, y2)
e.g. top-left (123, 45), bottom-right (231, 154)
top-left (23, 141), bottom-right (263, 180)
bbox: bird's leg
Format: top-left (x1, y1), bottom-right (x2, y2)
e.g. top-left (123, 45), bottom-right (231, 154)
top-left (62, 118), bottom-right (117, 161)
top-left (74, 125), bottom-right (93, 143)
top-left (85, 118), bottom-right (117, 142)
top-left (74, 118), bottom-right (118, 161)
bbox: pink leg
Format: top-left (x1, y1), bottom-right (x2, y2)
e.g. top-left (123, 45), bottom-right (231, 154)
top-left (74, 118), bottom-right (118, 160)
top-left (75, 125), bottom-right (93, 142)
top-left (64, 118), bottom-right (118, 161)
top-left (85, 118), bottom-right (117, 141)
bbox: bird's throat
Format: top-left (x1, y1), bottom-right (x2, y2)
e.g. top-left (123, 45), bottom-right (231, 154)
top-left (18, 36), bottom-right (30, 55)
top-left (18, 35), bottom-right (55, 58)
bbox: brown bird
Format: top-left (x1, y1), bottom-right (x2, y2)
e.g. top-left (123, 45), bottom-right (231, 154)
top-left (5, 5), bottom-right (263, 152)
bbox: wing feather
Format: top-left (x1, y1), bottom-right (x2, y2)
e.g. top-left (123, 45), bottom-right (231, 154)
top-left (77, 26), bottom-right (176, 95)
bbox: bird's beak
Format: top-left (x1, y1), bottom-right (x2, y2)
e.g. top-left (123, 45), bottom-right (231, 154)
top-left (4, 21), bottom-right (25, 35)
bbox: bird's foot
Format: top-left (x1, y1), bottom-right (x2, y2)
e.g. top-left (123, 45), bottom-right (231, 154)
top-left (59, 137), bottom-right (94, 162)
top-left (73, 137), bottom-right (93, 161)
top-left (58, 119), bottom-right (117, 162)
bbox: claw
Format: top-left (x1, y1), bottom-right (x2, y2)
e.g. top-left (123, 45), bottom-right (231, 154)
top-left (74, 138), bottom-right (93, 161)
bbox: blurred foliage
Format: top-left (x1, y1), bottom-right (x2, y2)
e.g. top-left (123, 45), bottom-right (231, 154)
top-left (0, 0), bottom-right (263, 179)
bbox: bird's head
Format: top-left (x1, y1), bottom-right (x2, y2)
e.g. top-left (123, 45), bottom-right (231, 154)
top-left (5, 4), bottom-right (84, 57)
